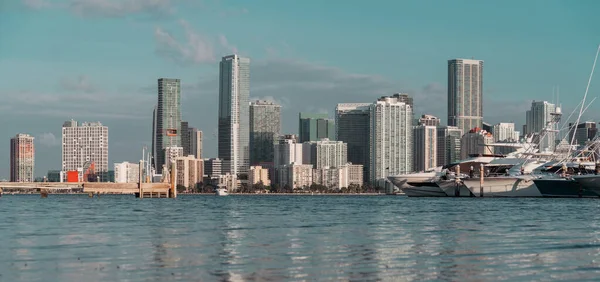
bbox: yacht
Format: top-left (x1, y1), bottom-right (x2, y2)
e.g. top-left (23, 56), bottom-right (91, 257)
top-left (534, 161), bottom-right (599, 198)
top-left (216, 187), bottom-right (229, 196)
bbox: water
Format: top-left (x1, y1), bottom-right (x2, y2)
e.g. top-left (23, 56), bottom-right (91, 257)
top-left (2, 195), bottom-right (600, 281)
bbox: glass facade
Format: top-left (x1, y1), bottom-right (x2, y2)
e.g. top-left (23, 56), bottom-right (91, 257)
top-left (448, 59), bottom-right (484, 134)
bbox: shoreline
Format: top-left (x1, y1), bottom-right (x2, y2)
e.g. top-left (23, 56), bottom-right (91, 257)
top-left (1, 192), bottom-right (388, 196)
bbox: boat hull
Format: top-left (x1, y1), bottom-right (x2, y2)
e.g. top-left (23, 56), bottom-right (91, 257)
top-left (572, 175), bottom-right (600, 196)
top-left (533, 178), bottom-right (599, 198)
top-left (461, 176), bottom-right (541, 197)
top-left (400, 183), bottom-right (447, 197)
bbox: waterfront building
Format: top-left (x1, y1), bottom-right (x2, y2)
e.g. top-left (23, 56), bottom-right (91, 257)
top-left (335, 103), bottom-right (370, 182)
top-left (181, 123), bottom-right (203, 159)
top-left (248, 165), bottom-right (271, 186)
top-left (568, 121), bottom-right (597, 147)
top-left (302, 139), bottom-right (347, 169)
top-left (10, 133), bottom-right (34, 182)
top-left (278, 163), bottom-right (313, 189)
top-left (525, 101), bottom-right (560, 152)
top-left (153, 78), bottom-right (182, 172)
top-left (214, 173), bottom-right (238, 191)
top-left (460, 128), bottom-right (494, 159)
top-left (312, 163), bottom-right (364, 189)
top-left (204, 158), bottom-right (223, 178)
top-left (174, 155), bottom-right (204, 190)
top-left (417, 114), bottom-right (441, 126)
top-left (369, 95), bottom-right (413, 185)
top-left (298, 112), bottom-right (334, 142)
top-left (218, 54), bottom-right (250, 175)
top-left (114, 162), bottom-right (140, 183)
top-left (413, 125), bottom-right (437, 172)
top-left (436, 126), bottom-right (463, 166)
top-left (250, 100), bottom-right (281, 164)
top-left (62, 120), bottom-right (109, 181)
top-left (448, 58), bottom-right (484, 134)
top-left (163, 147), bottom-right (183, 170)
top-left (274, 135), bottom-right (304, 168)
top-left (346, 164), bottom-right (363, 186)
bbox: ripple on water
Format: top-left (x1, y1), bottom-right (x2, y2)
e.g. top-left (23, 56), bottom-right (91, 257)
top-left (2, 195), bottom-right (600, 281)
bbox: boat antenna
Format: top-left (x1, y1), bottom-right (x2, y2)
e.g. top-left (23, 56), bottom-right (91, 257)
top-left (568, 44), bottom-right (600, 157)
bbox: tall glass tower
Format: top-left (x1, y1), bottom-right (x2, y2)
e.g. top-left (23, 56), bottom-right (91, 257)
top-left (155, 78), bottom-right (182, 171)
top-left (219, 54), bottom-right (250, 175)
top-left (448, 59), bottom-right (484, 135)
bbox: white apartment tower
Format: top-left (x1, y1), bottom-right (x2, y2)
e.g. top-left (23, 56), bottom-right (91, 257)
top-left (114, 162), bottom-right (140, 183)
top-left (369, 95), bottom-right (413, 184)
top-left (492, 122), bottom-right (520, 142)
top-left (526, 101), bottom-right (560, 152)
top-left (10, 133), bottom-right (35, 182)
top-left (218, 54), bottom-right (250, 175)
top-left (413, 125), bottom-right (437, 172)
top-left (303, 139), bottom-right (348, 169)
top-left (62, 120), bottom-right (109, 181)
top-left (448, 59), bottom-right (484, 134)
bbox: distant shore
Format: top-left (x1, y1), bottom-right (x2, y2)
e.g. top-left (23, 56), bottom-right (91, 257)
top-left (1, 192), bottom-right (388, 196)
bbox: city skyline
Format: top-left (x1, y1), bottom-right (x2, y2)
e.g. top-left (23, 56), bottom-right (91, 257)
top-left (1, 0), bottom-right (599, 178)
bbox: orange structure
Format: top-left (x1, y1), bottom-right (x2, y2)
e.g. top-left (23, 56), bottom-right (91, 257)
top-left (66, 171), bottom-right (79, 182)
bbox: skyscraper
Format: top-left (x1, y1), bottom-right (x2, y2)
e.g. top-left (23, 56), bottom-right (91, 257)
top-left (413, 125), bottom-right (437, 172)
top-left (181, 122), bottom-right (202, 159)
top-left (369, 95), bottom-right (413, 185)
top-left (155, 78), bottom-right (182, 171)
top-left (62, 120), bottom-right (109, 181)
top-left (417, 114), bottom-right (441, 126)
top-left (218, 54), bottom-right (250, 175)
top-left (298, 112), bottom-right (335, 142)
top-left (249, 100), bottom-right (281, 164)
top-left (336, 103), bottom-right (370, 182)
top-left (10, 133), bottom-right (34, 182)
top-left (568, 121), bottom-right (597, 147)
top-left (525, 100), bottom-right (560, 152)
top-left (436, 126), bottom-right (463, 166)
top-left (492, 122), bottom-right (519, 142)
top-left (448, 59), bottom-right (484, 134)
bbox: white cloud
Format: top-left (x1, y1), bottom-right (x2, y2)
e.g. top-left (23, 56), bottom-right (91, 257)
top-left (22, 0), bottom-right (178, 18)
top-left (38, 133), bottom-right (59, 147)
top-left (59, 75), bottom-right (95, 93)
top-left (154, 20), bottom-right (239, 65)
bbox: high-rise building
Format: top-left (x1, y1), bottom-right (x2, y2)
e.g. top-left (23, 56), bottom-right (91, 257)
top-left (218, 54), bottom-right (250, 175)
top-left (448, 59), bottom-right (484, 134)
top-left (114, 162), bottom-right (140, 183)
top-left (274, 135), bottom-right (304, 167)
top-left (417, 114), bottom-right (441, 126)
top-left (436, 126), bottom-right (463, 166)
top-left (336, 103), bottom-right (371, 182)
top-left (302, 139), bottom-right (348, 169)
top-left (204, 158), bottom-right (223, 177)
top-left (180, 121), bottom-right (189, 155)
top-left (568, 121), bottom-right (597, 147)
top-left (249, 100), bottom-right (281, 164)
top-left (492, 122), bottom-right (519, 142)
top-left (369, 95), bottom-right (413, 185)
top-left (10, 133), bottom-right (34, 182)
top-left (62, 120), bottom-right (109, 181)
top-left (298, 112), bottom-right (334, 142)
top-left (460, 128), bottom-right (494, 159)
top-left (181, 122), bottom-right (202, 159)
top-left (164, 147), bottom-right (183, 170)
top-left (525, 101), bottom-right (560, 152)
top-left (413, 125), bottom-right (437, 172)
top-left (174, 155), bottom-right (204, 189)
top-left (155, 78), bottom-right (182, 171)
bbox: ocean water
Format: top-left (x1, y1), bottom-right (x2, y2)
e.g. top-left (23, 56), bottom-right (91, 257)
top-left (1, 195), bottom-right (600, 281)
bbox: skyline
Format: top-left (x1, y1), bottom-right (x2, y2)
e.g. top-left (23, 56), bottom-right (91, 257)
top-left (1, 0), bottom-right (600, 178)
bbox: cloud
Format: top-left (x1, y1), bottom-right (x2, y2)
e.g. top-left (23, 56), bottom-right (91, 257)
top-left (154, 20), bottom-right (238, 65)
top-left (22, 0), bottom-right (178, 18)
top-left (38, 132), bottom-right (59, 147)
top-left (59, 75), bottom-right (95, 92)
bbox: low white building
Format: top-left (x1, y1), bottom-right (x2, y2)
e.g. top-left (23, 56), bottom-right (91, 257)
top-left (249, 165), bottom-right (271, 186)
top-left (278, 163), bottom-right (313, 189)
top-left (114, 162), bottom-right (140, 183)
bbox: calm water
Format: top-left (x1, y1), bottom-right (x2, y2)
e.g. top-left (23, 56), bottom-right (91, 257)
top-left (2, 195), bottom-right (600, 281)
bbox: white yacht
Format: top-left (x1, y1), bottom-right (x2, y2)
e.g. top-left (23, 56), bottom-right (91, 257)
top-left (216, 187), bottom-right (229, 196)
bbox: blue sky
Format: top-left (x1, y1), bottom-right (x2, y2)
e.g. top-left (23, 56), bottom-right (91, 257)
top-left (0, 0), bottom-right (599, 178)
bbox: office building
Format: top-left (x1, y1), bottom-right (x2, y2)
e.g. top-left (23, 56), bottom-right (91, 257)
top-left (250, 100), bottom-right (281, 164)
top-left (62, 120), bottom-right (109, 181)
top-left (274, 135), bottom-right (304, 168)
top-left (369, 95), bottom-right (413, 185)
top-left (525, 100), bottom-right (560, 152)
top-left (460, 128), bottom-right (494, 159)
top-left (298, 112), bottom-right (334, 142)
top-left (336, 103), bottom-right (371, 182)
top-left (10, 133), bottom-right (34, 182)
top-left (417, 114), bottom-right (441, 126)
top-left (492, 122), bottom-right (520, 142)
top-left (218, 54), bottom-right (250, 175)
top-left (436, 126), bottom-right (463, 166)
top-left (413, 125), bottom-right (437, 172)
top-left (181, 123), bottom-right (203, 159)
top-left (204, 158), bottom-right (223, 177)
top-left (154, 78), bottom-right (182, 172)
top-left (448, 59), bottom-right (484, 134)
top-left (568, 121), bottom-right (597, 147)
top-left (114, 162), bottom-right (140, 183)
top-left (303, 139), bottom-right (348, 169)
